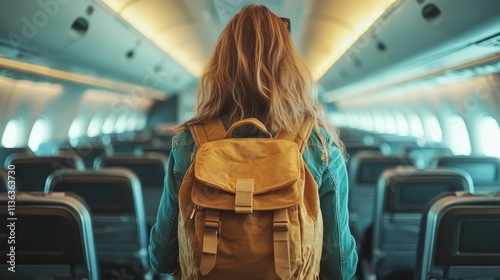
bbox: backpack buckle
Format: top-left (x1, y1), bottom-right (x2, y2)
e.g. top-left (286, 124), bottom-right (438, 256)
top-left (273, 221), bottom-right (289, 231)
top-left (204, 220), bottom-right (221, 239)
top-left (204, 209), bottom-right (221, 239)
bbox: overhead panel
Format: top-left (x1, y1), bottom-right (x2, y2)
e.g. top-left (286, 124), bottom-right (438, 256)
top-left (103, 0), bottom-right (211, 77)
top-left (300, 0), bottom-right (397, 80)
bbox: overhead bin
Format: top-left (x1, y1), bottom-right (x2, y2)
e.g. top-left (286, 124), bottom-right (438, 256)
top-left (320, 0), bottom-right (500, 98)
top-left (0, 0), bottom-right (196, 95)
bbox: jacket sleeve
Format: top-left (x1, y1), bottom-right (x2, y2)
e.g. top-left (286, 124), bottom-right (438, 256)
top-left (148, 149), bottom-right (180, 274)
top-left (319, 142), bottom-right (358, 279)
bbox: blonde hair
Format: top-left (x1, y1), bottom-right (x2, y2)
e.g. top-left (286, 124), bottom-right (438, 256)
top-left (183, 5), bottom-right (344, 158)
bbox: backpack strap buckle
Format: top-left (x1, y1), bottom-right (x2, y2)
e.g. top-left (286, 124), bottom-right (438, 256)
top-left (273, 209), bottom-right (291, 280)
top-left (201, 209), bottom-right (221, 275)
top-left (235, 179), bottom-right (254, 213)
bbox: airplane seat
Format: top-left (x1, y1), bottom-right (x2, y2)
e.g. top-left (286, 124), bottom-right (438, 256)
top-left (134, 145), bottom-right (171, 157)
top-left (58, 146), bottom-right (110, 168)
top-left (0, 147), bottom-right (32, 168)
top-left (93, 153), bottom-right (168, 227)
top-left (430, 155), bottom-right (500, 193)
top-left (369, 167), bottom-right (473, 280)
top-left (45, 168), bottom-right (151, 280)
top-left (405, 146), bottom-right (453, 168)
top-left (4, 154), bottom-right (85, 192)
top-left (348, 152), bottom-right (414, 251)
top-left (0, 169), bottom-right (7, 192)
top-left (111, 140), bottom-right (152, 154)
top-left (414, 192), bottom-right (500, 280)
top-left (378, 139), bottom-right (418, 155)
top-left (0, 192), bottom-right (99, 280)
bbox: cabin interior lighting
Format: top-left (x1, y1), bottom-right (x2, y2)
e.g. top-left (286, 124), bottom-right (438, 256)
top-left (310, 0), bottom-right (397, 80)
top-left (101, 0), bottom-right (397, 81)
top-left (0, 57), bottom-right (167, 100)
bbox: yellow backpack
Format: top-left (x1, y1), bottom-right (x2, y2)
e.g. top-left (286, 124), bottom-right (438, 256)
top-left (177, 118), bottom-right (323, 280)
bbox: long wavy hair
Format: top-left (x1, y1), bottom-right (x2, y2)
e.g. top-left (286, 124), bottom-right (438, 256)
top-left (183, 5), bottom-right (344, 158)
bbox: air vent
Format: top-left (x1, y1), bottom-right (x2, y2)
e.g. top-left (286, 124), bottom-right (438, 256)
top-left (377, 42), bottom-right (387, 52)
top-left (422, 4), bottom-right (441, 21)
top-left (126, 50), bottom-right (135, 59)
top-left (71, 17), bottom-right (89, 35)
top-left (86, 6), bottom-right (94, 16)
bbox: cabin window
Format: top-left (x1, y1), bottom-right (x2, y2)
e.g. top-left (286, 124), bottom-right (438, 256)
top-left (101, 113), bottom-right (117, 134)
top-left (135, 112), bottom-right (148, 131)
top-left (374, 112), bottom-right (386, 133)
top-left (68, 118), bottom-right (85, 139)
top-left (28, 118), bottom-right (48, 151)
top-left (88, 116), bottom-right (103, 137)
top-left (126, 111), bottom-right (139, 131)
top-left (384, 111), bottom-right (398, 134)
top-left (114, 111), bottom-right (129, 133)
top-left (424, 115), bottom-right (442, 142)
top-left (394, 111), bottom-right (409, 136)
top-left (447, 115), bottom-right (471, 155)
top-left (407, 111), bottom-right (424, 137)
top-left (362, 112), bottom-right (374, 131)
top-left (1, 119), bottom-right (22, 148)
top-left (479, 116), bottom-right (500, 157)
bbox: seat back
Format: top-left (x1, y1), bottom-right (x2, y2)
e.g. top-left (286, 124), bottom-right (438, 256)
top-left (94, 153), bottom-right (167, 226)
top-left (415, 192), bottom-right (500, 280)
top-left (405, 146), bottom-right (453, 168)
top-left (0, 169), bottom-right (7, 192)
top-left (0, 147), bottom-right (31, 167)
top-left (372, 167), bottom-right (473, 279)
top-left (431, 155), bottom-right (500, 193)
top-left (4, 155), bottom-right (84, 192)
top-left (0, 192), bottom-right (98, 280)
top-left (45, 168), bottom-right (149, 278)
top-left (348, 152), bottom-right (414, 243)
top-left (59, 146), bottom-right (109, 168)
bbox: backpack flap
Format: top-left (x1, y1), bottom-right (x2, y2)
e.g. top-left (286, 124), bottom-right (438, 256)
top-left (192, 138), bottom-right (302, 213)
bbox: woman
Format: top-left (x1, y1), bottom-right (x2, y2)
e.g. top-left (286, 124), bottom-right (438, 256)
top-left (149, 5), bottom-right (357, 279)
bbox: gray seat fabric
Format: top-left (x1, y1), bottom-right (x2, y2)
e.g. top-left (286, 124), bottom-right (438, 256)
top-left (405, 146), bottom-right (453, 168)
top-left (4, 155), bottom-right (84, 192)
top-left (371, 167), bottom-right (473, 279)
top-left (0, 147), bottom-right (31, 167)
top-left (45, 168), bottom-right (150, 279)
top-left (348, 152), bottom-right (414, 246)
top-left (0, 169), bottom-right (7, 192)
top-left (94, 153), bottom-right (168, 227)
top-left (58, 146), bottom-right (109, 168)
top-left (0, 192), bottom-right (98, 280)
top-left (415, 192), bottom-right (500, 280)
top-left (430, 155), bottom-right (500, 193)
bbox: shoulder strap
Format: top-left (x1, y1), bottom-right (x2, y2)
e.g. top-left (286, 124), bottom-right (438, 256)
top-left (275, 120), bottom-right (315, 153)
top-left (189, 118), bottom-right (226, 148)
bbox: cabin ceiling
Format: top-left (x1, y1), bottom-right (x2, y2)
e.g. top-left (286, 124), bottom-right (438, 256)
top-left (99, 0), bottom-right (396, 80)
top-left (1, 0), bottom-right (499, 101)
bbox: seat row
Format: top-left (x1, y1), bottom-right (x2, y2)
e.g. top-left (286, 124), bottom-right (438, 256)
top-left (0, 150), bottom-right (171, 279)
top-left (346, 151), bottom-right (500, 279)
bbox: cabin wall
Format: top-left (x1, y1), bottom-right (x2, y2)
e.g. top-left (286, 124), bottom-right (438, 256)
top-left (0, 75), bottom-right (154, 150)
top-left (332, 73), bottom-right (500, 156)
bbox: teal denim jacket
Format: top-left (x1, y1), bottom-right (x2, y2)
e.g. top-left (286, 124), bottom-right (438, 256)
top-left (149, 125), bottom-right (358, 279)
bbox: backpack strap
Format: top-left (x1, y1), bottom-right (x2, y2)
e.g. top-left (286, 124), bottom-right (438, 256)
top-left (275, 119), bottom-right (315, 153)
top-left (200, 209), bottom-right (221, 275)
top-left (189, 118), bottom-right (226, 148)
top-left (273, 209), bottom-right (291, 280)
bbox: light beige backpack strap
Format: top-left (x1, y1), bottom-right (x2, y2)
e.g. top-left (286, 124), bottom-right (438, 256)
top-left (224, 118), bottom-right (272, 139)
top-left (200, 209), bottom-right (221, 275)
top-left (275, 119), bottom-right (315, 153)
top-left (189, 118), bottom-right (226, 148)
top-left (273, 209), bottom-right (291, 280)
